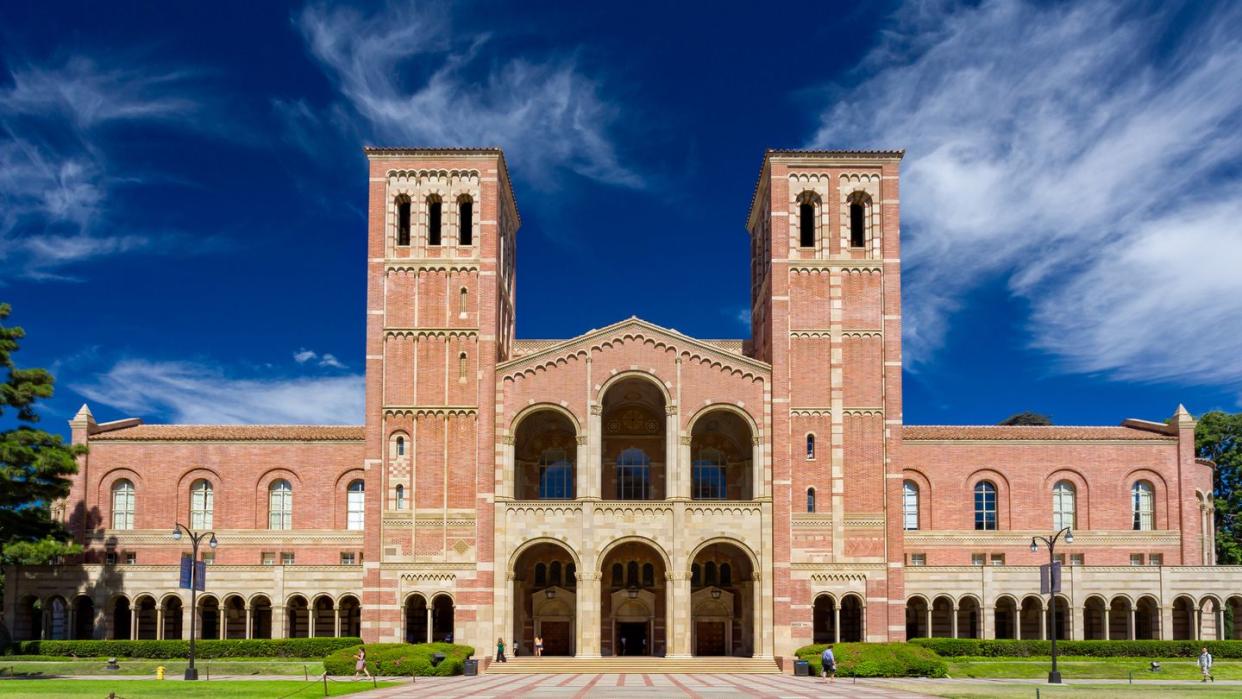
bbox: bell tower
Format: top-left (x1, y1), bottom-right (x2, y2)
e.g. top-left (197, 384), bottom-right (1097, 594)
top-left (747, 149), bottom-right (905, 653)
top-left (360, 148), bottom-right (519, 642)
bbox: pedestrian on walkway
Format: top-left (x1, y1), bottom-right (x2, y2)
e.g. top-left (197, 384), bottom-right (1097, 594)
top-left (820, 645), bottom-right (836, 683)
top-left (1199, 646), bottom-right (1214, 682)
top-left (497, 637), bottom-right (507, 663)
top-left (535, 634), bottom-right (544, 657)
top-left (353, 646), bottom-right (373, 681)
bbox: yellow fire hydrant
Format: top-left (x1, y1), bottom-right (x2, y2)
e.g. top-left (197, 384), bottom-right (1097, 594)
top-left (156, 666), bottom-right (165, 680)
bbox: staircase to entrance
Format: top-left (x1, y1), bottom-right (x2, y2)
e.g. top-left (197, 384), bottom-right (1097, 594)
top-left (486, 656), bottom-right (781, 674)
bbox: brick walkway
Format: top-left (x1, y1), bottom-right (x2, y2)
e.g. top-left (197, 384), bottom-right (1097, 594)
top-left (349, 674), bottom-right (931, 698)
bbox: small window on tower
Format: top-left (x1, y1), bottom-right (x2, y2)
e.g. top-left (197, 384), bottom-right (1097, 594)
top-left (428, 197), bottom-right (442, 246)
top-left (806, 434), bottom-right (816, 460)
top-left (806, 487), bottom-right (816, 513)
top-left (799, 201), bottom-right (815, 248)
top-left (850, 199), bottom-right (866, 248)
top-left (459, 287), bottom-right (468, 316)
top-left (458, 352), bottom-right (468, 381)
top-left (459, 197), bottom-right (473, 245)
top-left (396, 196), bottom-right (411, 246)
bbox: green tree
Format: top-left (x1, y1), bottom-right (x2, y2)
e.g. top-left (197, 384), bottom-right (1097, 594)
top-left (1197, 410), bottom-right (1242, 564)
top-left (999, 411), bottom-right (1053, 426)
top-left (0, 303), bottom-right (85, 600)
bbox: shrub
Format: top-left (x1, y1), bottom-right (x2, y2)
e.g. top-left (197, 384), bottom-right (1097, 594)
top-left (910, 638), bottom-right (1242, 659)
top-left (8, 638), bottom-right (362, 659)
top-left (794, 642), bottom-right (947, 678)
top-left (322, 643), bottom-right (475, 677)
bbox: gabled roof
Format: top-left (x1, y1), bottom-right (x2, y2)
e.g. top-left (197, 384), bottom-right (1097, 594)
top-left (498, 316), bottom-right (770, 373)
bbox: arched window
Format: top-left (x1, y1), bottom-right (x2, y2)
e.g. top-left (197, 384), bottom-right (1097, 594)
top-left (459, 287), bottom-right (468, 315)
top-left (974, 481), bottom-right (997, 531)
top-left (806, 434), bottom-right (816, 460)
top-left (1132, 481), bottom-right (1154, 531)
top-left (616, 448), bottom-right (650, 500)
top-left (111, 479), bottom-right (135, 530)
top-left (268, 479), bottom-right (292, 530)
top-left (189, 479), bottom-right (213, 529)
top-left (720, 563), bottom-right (732, 586)
top-left (807, 487), bottom-right (816, 513)
top-left (458, 352), bottom-right (468, 381)
top-left (458, 197), bottom-right (473, 245)
top-left (346, 479), bottom-right (365, 530)
top-left (549, 561), bottom-right (562, 586)
top-left (642, 562), bottom-right (654, 587)
top-left (1052, 481), bottom-right (1076, 530)
top-left (611, 563), bottom-right (624, 587)
top-left (849, 198), bottom-right (866, 248)
top-left (691, 563), bottom-right (701, 587)
top-left (704, 561), bottom-right (717, 586)
top-left (538, 448), bottom-right (574, 499)
top-left (396, 196), bottom-right (411, 246)
top-left (902, 480), bottom-right (919, 530)
top-left (692, 448), bottom-right (726, 500)
top-left (799, 201), bottom-right (815, 248)
top-left (534, 562), bottom-right (547, 586)
top-left (565, 563), bottom-right (576, 587)
top-left (626, 561), bottom-right (639, 587)
top-left (395, 484), bottom-right (405, 510)
top-left (395, 436), bottom-right (405, 457)
top-left (427, 197), bottom-right (442, 246)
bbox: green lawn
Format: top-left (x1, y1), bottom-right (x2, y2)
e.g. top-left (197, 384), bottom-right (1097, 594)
top-left (946, 656), bottom-right (1240, 681)
top-left (883, 681), bottom-right (1240, 699)
top-left (0, 659), bottom-right (325, 677)
top-left (0, 679), bottom-right (397, 698)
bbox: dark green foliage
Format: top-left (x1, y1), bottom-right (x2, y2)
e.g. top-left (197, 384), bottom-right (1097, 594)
top-left (793, 642), bottom-right (947, 677)
top-left (911, 638), bottom-right (1242, 658)
top-left (322, 643), bottom-right (474, 676)
top-left (1197, 410), bottom-right (1242, 565)
top-left (999, 412), bottom-right (1052, 426)
top-left (9, 638), bottom-right (362, 659)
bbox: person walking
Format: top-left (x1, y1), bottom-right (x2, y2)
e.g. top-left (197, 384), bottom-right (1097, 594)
top-left (535, 634), bottom-right (544, 657)
top-left (353, 646), bottom-right (373, 681)
top-left (496, 637), bottom-right (507, 663)
top-left (1198, 646), bottom-right (1214, 682)
top-left (820, 645), bottom-right (837, 683)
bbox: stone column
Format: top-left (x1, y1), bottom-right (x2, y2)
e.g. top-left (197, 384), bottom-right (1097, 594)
top-left (1128, 607), bottom-right (1136, 641)
top-left (839, 605), bottom-right (845, 644)
top-left (130, 607), bottom-right (137, 640)
top-left (1039, 602), bottom-right (1047, 641)
top-left (1014, 608), bottom-right (1021, 640)
top-left (679, 437), bottom-right (693, 500)
top-left (272, 603), bottom-right (286, 639)
top-left (923, 607), bottom-right (930, 640)
top-left (578, 571), bottom-right (601, 657)
top-left (219, 611), bottom-right (225, 640)
top-left (68, 607), bottom-right (77, 641)
top-left (670, 572), bottom-right (692, 657)
top-left (664, 575), bottom-right (676, 656)
top-left (951, 607), bottom-right (959, 638)
top-left (334, 607), bottom-right (341, 638)
top-left (587, 404), bottom-right (602, 499)
top-left (245, 607), bottom-right (253, 639)
top-left (861, 601), bottom-right (868, 642)
top-left (425, 607), bottom-right (432, 643)
top-left (1073, 605), bottom-right (1085, 641)
top-left (1104, 607), bottom-right (1111, 641)
top-left (1195, 609), bottom-right (1202, 641)
top-left (156, 608), bottom-right (164, 640)
top-left (751, 576), bottom-right (763, 656)
top-left (182, 602), bottom-right (193, 640)
top-left (665, 405), bottom-right (679, 500)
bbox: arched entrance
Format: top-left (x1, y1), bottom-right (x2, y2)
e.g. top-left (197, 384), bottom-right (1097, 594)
top-left (134, 595), bottom-right (158, 640)
top-left (198, 596), bottom-right (220, 639)
top-left (46, 596), bottom-right (69, 640)
top-left (994, 596), bottom-right (1017, 639)
top-left (957, 596), bottom-right (981, 639)
top-left (817, 595), bottom-right (842, 642)
top-left (311, 595), bottom-right (334, 637)
top-left (1136, 596), bottom-right (1159, 640)
top-left (1108, 597), bottom-right (1131, 640)
top-left (512, 541), bottom-right (578, 656)
top-left (73, 596), bottom-right (96, 640)
top-left (224, 595), bottom-right (246, 639)
top-left (404, 594), bottom-right (428, 643)
top-left (162, 596), bottom-right (184, 640)
top-left (431, 594), bottom-right (454, 643)
top-left (1227, 595), bottom-right (1242, 640)
top-left (286, 595), bottom-right (309, 638)
top-left (15, 596), bottom-right (42, 640)
top-left (689, 409), bottom-right (755, 500)
top-left (1083, 596), bottom-right (1107, 640)
top-left (839, 594), bottom-right (864, 641)
top-left (905, 596), bottom-right (929, 639)
top-left (931, 596), bottom-right (953, 637)
top-left (689, 541), bottom-right (755, 656)
top-left (1019, 596), bottom-right (1043, 640)
top-left (250, 596), bottom-right (272, 639)
top-left (111, 596), bottom-right (131, 640)
top-left (514, 409), bottom-right (578, 499)
top-left (338, 595), bottom-right (361, 637)
top-left (600, 539), bottom-right (667, 655)
top-left (601, 377), bottom-right (666, 500)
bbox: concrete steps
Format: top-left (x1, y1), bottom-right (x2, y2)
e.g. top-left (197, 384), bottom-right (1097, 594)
top-left (486, 656), bottom-right (781, 674)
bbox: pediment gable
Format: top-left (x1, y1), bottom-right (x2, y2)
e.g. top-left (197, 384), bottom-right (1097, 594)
top-left (498, 317), bottom-right (769, 379)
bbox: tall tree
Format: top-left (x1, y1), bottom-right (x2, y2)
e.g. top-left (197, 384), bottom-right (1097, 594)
top-left (0, 302), bottom-right (84, 572)
top-left (999, 411), bottom-right (1053, 426)
top-left (1197, 410), bottom-right (1242, 564)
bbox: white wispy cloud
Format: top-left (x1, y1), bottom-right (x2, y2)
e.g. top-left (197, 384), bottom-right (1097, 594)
top-left (294, 1), bottom-right (641, 188)
top-left (74, 359), bottom-right (364, 424)
top-left (293, 347), bottom-right (347, 369)
top-left (809, 0), bottom-right (1242, 395)
top-left (0, 55), bottom-right (205, 280)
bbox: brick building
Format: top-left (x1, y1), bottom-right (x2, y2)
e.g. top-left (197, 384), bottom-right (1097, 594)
top-left (6, 148), bottom-right (1239, 661)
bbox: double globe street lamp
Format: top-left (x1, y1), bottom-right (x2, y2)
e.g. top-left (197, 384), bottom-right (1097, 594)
top-left (1030, 526), bottom-right (1073, 684)
top-left (172, 523), bottom-right (217, 680)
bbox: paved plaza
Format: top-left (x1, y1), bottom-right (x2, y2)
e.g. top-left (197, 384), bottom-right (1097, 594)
top-left (350, 674), bottom-right (928, 698)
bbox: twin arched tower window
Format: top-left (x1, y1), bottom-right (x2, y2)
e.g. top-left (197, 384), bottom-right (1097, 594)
top-left (799, 202), bottom-right (815, 248)
top-left (797, 192), bottom-right (869, 249)
top-left (395, 195), bottom-right (473, 247)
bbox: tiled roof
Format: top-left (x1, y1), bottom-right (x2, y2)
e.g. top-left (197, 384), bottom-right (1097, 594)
top-left (902, 425), bottom-right (1174, 441)
top-left (747, 148), bottom-right (906, 229)
top-left (91, 425), bottom-right (365, 442)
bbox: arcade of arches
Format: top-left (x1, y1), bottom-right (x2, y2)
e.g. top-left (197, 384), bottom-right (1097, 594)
top-left (903, 594), bottom-right (1242, 641)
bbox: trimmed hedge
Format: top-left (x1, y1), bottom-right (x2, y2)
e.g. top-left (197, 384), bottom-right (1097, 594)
top-left (8, 638), bottom-right (362, 659)
top-left (323, 643), bottom-right (474, 677)
top-left (911, 638), bottom-right (1242, 659)
top-left (794, 642), bottom-right (947, 678)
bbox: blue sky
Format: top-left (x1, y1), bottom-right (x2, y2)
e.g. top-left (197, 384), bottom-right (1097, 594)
top-left (2, 0), bottom-right (1241, 432)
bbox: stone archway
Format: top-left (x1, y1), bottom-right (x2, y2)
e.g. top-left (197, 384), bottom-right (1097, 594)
top-left (690, 541), bottom-right (756, 656)
top-left (512, 540), bottom-right (578, 656)
top-left (688, 408), bottom-right (755, 500)
top-left (513, 408), bottom-right (578, 500)
top-left (600, 377), bottom-right (667, 500)
top-left (600, 539), bottom-right (667, 656)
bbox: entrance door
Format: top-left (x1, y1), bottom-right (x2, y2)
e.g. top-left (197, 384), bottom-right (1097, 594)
top-left (540, 621), bottom-right (571, 656)
top-left (695, 621), bottom-right (727, 656)
top-left (617, 622), bottom-right (648, 656)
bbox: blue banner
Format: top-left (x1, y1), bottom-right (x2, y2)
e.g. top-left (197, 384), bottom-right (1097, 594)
top-left (194, 560), bottom-right (206, 591)
top-left (178, 555), bottom-right (192, 590)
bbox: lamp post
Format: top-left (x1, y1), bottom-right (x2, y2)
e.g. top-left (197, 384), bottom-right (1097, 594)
top-left (173, 523), bottom-right (217, 680)
top-left (1030, 526), bottom-right (1073, 684)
